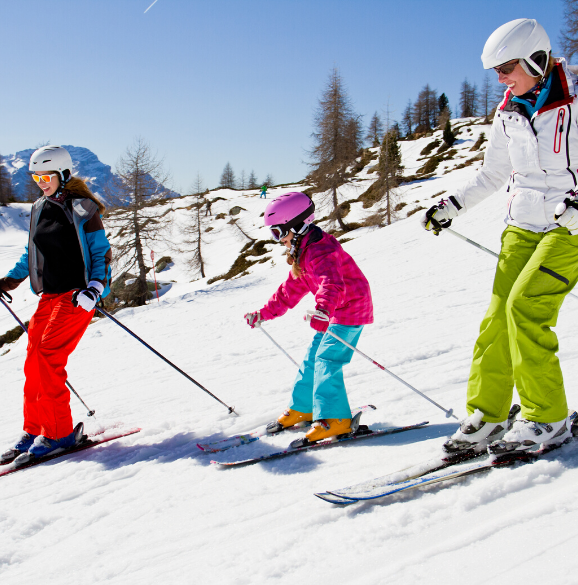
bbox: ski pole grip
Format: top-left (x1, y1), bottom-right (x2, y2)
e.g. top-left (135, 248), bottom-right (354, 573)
top-left (305, 309), bottom-right (330, 323)
top-left (0, 290), bottom-right (13, 303)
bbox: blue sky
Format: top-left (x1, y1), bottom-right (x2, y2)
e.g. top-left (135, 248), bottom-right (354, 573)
top-left (0, 0), bottom-right (566, 194)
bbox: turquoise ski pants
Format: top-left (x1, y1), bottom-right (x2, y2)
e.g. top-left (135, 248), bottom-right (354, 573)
top-left (467, 226), bottom-right (578, 423)
top-left (289, 324), bottom-right (363, 420)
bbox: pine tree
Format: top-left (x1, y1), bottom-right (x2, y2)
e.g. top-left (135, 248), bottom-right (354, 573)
top-left (107, 137), bottom-right (172, 306)
top-left (366, 112), bottom-right (384, 147)
top-left (309, 67), bottom-right (360, 231)
top-left (220, 162), bottom-right (236, 189)
top-left (379, 126), bottom-right (404, 225)
top-left (264, 174), bottom-right (274, 187)
top-left (443, 120), bottom-right (456, 147)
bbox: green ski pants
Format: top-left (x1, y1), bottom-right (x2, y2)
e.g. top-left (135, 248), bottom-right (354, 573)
top-left (466, 226), bottom-right (578, 423)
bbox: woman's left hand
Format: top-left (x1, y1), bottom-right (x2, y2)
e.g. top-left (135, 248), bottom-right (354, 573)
top-left (555, 193), bottom-right (578, 234)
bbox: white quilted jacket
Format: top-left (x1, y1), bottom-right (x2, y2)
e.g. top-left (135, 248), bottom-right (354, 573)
top-left (453, 59), bottom-right (578, 233)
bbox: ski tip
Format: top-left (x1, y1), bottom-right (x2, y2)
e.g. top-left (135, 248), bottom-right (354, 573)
top-left (197, 443), bottom-right (206, 451)
top-left (368, 404), bottom-right (377, 410)
top-left (314, 492), bottom-right (356, 506)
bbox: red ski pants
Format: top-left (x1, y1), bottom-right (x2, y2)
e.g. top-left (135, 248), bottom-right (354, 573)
top-left (23, 292), bottom-right (93, 440)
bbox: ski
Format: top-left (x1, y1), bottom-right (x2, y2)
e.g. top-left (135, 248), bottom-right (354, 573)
top-left (197, 404), bottom-right (377, 453)
top-left (316, 411), bottom-right (578, 506)
top-left (210, 420), bottom-right (429, 468)
top-left (0, 427), bottom-right (141, 478)
top-left (315, 450), bottom-right (483, 505)
top-left (315, 402), bottom-right (523, 504)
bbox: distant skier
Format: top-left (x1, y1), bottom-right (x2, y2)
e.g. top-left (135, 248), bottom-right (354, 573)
top-left (421, 19), bottom-right (578, 453)
top-left (0, 146), bottom-right (112, 464)
top-left (260, 184), bottom-right (268, 198)
top-left (244, 192), bottom-right (373, 442)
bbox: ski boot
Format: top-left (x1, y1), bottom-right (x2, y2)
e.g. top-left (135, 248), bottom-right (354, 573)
top-left (0, 431), bottom-right (38, 464)
top-left (443, 404), bottom-right (520, 454)
top-left (290, 411), bottom-right (362, 448)
top-left (266, 409), bottom-right (313, 434)
top-left (488, 415), bottom-right (572, 455)
top-left (14, 422), bottom-right (85, 466)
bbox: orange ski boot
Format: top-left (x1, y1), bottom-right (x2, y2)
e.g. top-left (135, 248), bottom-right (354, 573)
top-left (266, 409), bottom-right (313, 434)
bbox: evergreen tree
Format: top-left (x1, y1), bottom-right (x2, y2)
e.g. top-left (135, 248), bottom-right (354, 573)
top-left (264, 173), bottom-right (274, 187)
top-left (366, 112), bottom-right (384, 147)
top-left (443, 120), bottom-right (456, 147)
top-left (309, 67), bottom-right (360, 231)
top-left (438, 93), bottom-right (450, 116)
top-left (379, 127), bottom-right (404, 225)
top-left (220, 162), bottom-right (236, 189)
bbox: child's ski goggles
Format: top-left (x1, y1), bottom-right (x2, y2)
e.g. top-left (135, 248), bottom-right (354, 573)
top-left (31, 173), bottom-right (57, 184)
top-left (269, 225), bottom-right (290, 241)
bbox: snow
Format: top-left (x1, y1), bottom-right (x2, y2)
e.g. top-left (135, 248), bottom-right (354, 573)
top-left (1, 120), bottom-right (578, 584)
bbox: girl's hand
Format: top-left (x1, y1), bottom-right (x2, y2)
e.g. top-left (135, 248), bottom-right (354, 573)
top-left (305, 308), bottom-right (329, 333)
top-left (244, 311), bottom-right (263, 328)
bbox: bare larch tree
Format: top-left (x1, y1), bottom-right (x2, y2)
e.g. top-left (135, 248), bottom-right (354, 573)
top-left (560, 0), bottom-right (578, 61)
top-left (107, 137), bottom-right (171, 306)
top-left (309, 67), bottom-right (361, 231)
top-left (180, 172), bottom-right (206, 278)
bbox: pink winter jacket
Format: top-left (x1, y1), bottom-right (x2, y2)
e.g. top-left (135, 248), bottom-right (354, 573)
top-left (260, 227), bottom-right (373, 326)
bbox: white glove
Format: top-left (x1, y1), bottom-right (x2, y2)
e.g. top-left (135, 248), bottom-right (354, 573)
top-left (555, 192), bottom-right (578, 234)
top-left (72, 281), bottom-right (104, 312)
top-left (420, 197), bottom-right (461, 235)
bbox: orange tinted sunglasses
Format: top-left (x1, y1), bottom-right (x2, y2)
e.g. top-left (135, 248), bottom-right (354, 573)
top-left (31, 173), bottom-right (57, 184)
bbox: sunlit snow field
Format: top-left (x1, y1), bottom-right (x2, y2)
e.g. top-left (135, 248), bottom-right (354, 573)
top-left (1, 124), bottom-right (578, 584)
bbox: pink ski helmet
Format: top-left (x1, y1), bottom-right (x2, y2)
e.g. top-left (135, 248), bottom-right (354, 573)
top-left (264, 192), bottom-right (315, 241)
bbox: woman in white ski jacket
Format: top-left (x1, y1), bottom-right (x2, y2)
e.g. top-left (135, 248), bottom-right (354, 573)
top-left (421, 19), bottom-right (578, 453)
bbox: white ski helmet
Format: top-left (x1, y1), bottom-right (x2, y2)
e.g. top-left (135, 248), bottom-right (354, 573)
top-left (481, 18), bottom-right (551, 78)
top-left (29, 145), bottom-right (73, 182)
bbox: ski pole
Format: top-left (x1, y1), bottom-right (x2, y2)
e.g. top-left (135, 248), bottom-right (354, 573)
top-left (95, 307), bottom-right (237, 415)
top-left (0, 292), bottom-right (96, 417)
top-left (305, 310), bottom-right (458, 420)
top-left (257, 323), bottom-right (300, 368)
top-left (446, 228), bottom-right (578, 301)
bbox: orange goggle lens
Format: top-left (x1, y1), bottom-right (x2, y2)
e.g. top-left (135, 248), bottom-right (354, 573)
top-left (32, 174), bottom-right (56, 184)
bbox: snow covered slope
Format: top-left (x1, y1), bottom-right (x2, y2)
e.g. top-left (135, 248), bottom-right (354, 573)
top-left (1, 119), bottom-right (577, 584)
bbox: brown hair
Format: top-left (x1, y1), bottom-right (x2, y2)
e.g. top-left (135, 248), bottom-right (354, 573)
top-left (286, 232), bottom-right (306, 278)
top-left (543, 55), bottom-right (556, 78)
top-left (64, 176), bottom-right (106, 214)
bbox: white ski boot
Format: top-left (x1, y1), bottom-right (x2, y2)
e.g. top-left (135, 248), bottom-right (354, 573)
top-left (443, 404), bottom-right (520, 454)
top-left (489, 415), bottom-right (572, 454)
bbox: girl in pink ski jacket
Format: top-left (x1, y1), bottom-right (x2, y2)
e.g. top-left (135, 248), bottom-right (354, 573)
top-left (245, 192), bottom-right (373, 443)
